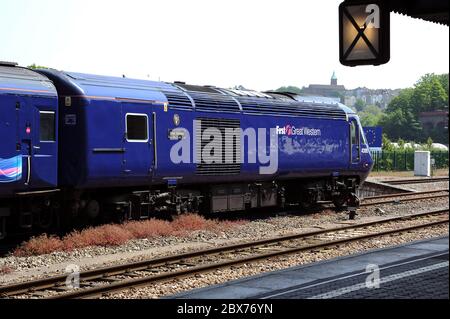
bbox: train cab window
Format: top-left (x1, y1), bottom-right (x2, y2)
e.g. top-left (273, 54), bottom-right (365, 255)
top-left (350, 121), bottom-right (359, 146)
top-left (40, 111), bottom-right (56, 142)
top-left (350, 121), bottom-right (356, 145)
top-left (360, 126), bottom-right (368, 145)
top-left (126, 114), bottom-right (148, 142)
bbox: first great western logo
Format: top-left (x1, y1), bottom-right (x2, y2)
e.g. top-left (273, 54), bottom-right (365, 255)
top-left (275, 125), bottom-right (322, 136)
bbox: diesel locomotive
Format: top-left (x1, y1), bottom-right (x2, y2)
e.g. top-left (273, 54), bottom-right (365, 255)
top-left (0, 62), bottom-right (373, 239)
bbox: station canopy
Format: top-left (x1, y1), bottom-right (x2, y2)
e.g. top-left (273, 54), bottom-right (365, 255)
top-left (344, 0), bottom-right (449, 26)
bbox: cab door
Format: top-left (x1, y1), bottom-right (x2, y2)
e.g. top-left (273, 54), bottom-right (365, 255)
top-left (31, 105), bottom-right (57, 188)
top-left (15, 98), bottom-right (58, 189)
top-left (122, 104), bottom-right (154, 183)
top-left (16, 97), bottom-right (33, 187)
top-left (349, 117), bottom-right (361, 166)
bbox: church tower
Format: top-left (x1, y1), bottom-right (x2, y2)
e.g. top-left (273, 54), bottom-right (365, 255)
top-left (331, 71), bottom-right (337, 86)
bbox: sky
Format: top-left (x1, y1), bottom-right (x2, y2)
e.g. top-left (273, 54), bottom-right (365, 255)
top-left (1, 0), bottom-right (448, 91)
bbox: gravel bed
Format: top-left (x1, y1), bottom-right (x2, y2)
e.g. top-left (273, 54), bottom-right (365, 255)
top-left (0, 193), bottom-right (448, 286)
top-left (105, 225), bottom-right (448, 299)
top-left (6, 215), bottom-right (448, 299)
top-left (398, 181), bottom-right (449, 192)
top-left (367, 175), bottom-right (448, 182)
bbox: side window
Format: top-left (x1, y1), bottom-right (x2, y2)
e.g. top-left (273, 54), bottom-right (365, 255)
top-left (126, 114), bottom-right (148, 142)
top-left (40, 111), bottom-right (56, 142)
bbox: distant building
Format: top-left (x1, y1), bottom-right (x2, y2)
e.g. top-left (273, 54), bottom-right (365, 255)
top-left (418, 110), bottom-right (449, 133)
top-left (344, 95), bottom-right (356, 107)
top-left (344, 87), bottom-right (400, 109)
top-left (302, 71), bottom-right (346, 98)
top-left (330, 71), bottom-right (338, 86)
top-left (300, 72), bottom-right (400, 108)
top-left (295, 96), bottom-right (341, 104)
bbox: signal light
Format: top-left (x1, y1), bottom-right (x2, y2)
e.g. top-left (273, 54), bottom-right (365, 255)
top-left (339, 1), bottom-right (390, 66)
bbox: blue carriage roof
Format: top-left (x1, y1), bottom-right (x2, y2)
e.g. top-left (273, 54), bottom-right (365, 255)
top-left (37, 69), bottom-right (350, 120)
top-left (0, 64), bottom-right (57, 96)
top-left (37, 69), bottom-right (173, 103)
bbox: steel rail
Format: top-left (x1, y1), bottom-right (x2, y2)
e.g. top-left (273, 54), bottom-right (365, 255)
top-left (382, 177), bottom-right (449, 185)
top-left (0, 208), bottom-right (447, 298)
top-left (360, 193), bottom-right (449, 207)
top-left (362, 189), bottom-right (448, 200)
top-left (50, 217), bottom-right (448, 299)
top-left (317, 189), bottom-right (448, 206)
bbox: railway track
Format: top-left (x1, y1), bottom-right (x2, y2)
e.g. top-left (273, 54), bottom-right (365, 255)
top-left (0, 189), bottom-right (447, 257)
top-left (360, 189), bottom-right (448, 207)
top-left (316, 188), bottom-right (448, 207)
top-left (381, 177), bottom-right (449, 185)
top-left (0, 208), bottom-right (447, 299)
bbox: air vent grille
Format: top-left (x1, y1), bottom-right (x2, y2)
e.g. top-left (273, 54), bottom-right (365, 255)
top-left (161, 90), bottom-right (193, 110)
top-left (237, 97), bottom-right (347, 120)
top-left (195, 118), bottom-right (241, 176)
top-left (189, 91), bottom-right (240, 113)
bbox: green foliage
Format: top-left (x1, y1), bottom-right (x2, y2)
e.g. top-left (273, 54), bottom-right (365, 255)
top-left (382, 134), bottom-right (394, 151)
top-left (27, 64), bottom-right (49, 70)
top-left (437, 73), bottom-right (449, 103)
top-left (275, 86), bottom-right (303, 95)
top-left (428, 125), bottom-right (449, 145)
top-left (382, 73), bottom-right (448, 143)
top-left (371, 150), bottom-right (448, 171)
top-left (379, 107), bottom-right (422, 141)
top-left (386, 88), bottom-right (413, 113)
top-left (412, 74), bottom-right (447, 112)
top-left (354, 98), bottom-right (366, 112)
top-left (426, 137), bottom-right (434, 150)
top-left (358, 104), bottom-right (383, 126)
top-left (359, 113), bottom-right (379, 126)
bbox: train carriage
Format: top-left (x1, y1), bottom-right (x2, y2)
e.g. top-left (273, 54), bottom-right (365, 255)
top-left (0, 63), bottom-right (59, 237)
top-left (0, 63), bottom-right (373, 239)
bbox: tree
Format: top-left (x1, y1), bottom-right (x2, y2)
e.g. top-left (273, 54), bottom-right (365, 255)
top-left (379, 108), bottom-right (422, 141)
top-left (27, 64), bottom-right (50, 69)
top-left (429, 125), bottom-right (449, 145)
top-left (382, 134), bottom-right (394, 151)
top-left (411, 74), bottom-right (447, 112)
top-left (437, 73), bottom-right (449, 104)
top-left (358, 104), bottom-right (383, 126)
top-left (359, 113), bottom-right (379, 126)
top-left (354, 98), bottom-right (366, 112)
top-left (386, 88), bottom-right (414, 113)
top-left (275, 86), bottom-right (303, 95)
top-left (381, 73), bottom-right (448, 143)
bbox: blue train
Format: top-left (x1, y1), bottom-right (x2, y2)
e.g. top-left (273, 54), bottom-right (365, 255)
top-left (0, 62), bottom-right (373, 239)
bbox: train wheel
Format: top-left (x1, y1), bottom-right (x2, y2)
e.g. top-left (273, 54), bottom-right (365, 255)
top-left (36, 208), bottom-right (54, 230)
top-left (84, 200), bottom-right (100, 220)
top-left (332, 196), bottom-right (348, 209)
top-left (299, 201), bottom-right (313, 210)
